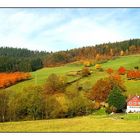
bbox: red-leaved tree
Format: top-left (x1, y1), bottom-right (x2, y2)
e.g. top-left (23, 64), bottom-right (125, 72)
top-left (118, 66), bottom-right (126, 75)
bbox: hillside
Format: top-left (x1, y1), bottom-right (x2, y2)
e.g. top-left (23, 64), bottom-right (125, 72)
top-left (7, 54), bottom-right (140, 96)
top-left (0, 53), bottom-right (140, 132)
top-left (102, 55), bottom-right (140, 69)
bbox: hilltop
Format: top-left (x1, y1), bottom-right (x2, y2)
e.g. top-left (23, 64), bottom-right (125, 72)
top-left (1, 38), bottom-right (140, 72)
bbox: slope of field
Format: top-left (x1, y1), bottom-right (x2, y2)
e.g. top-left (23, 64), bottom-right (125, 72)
top-left (102, 55), bottom-right (140, 69)
top-left (7, 63), bottom-right (83, 91)
top-left (7, 55), bottom-right (140, 96)
top-left (0, 114), bottom-right (140, 132)
top-left (102, 55), bottom-right (140, 95)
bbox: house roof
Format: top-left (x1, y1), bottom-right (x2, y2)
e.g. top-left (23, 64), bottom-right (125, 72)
top-left (127, 95), bottom-right (140, 102)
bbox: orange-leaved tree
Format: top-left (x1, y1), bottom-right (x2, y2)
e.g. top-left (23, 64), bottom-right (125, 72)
top-left (106, 68), bottom-right (114, 75)
top-left (0, 72), bottom-right (31, 89)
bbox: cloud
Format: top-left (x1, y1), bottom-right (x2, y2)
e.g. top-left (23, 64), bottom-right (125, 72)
top-left (0, 9), bottom-right (68, 51)
top-left (42, 11), bottom-right (130, 50)
top-left (0, 8), bottom-right (139, 52)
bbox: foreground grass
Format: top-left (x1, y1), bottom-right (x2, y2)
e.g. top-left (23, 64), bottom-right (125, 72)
top-left (0, 114), bottom-right (140, 132)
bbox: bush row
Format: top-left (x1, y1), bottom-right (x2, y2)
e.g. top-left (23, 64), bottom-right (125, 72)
top-left (0, 85), bottom-right (93, 122)
top-left (127, 70), bottom-right (140, 80)
top-left (0, 72), bottom-right (31, 89)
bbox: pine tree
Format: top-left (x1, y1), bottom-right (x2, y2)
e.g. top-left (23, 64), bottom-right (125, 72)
top-left (108, 86), bottom-right (126, 112)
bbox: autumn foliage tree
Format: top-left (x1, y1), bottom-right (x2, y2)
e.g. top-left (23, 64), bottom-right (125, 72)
top-left (118, 66), bottom-right (126, 75)
top-left (106, 68), bottom-right (114, 75)
top-left (83, 60), bottom-right (93, 67)
top-left (89, 78), bottom-right (112, 102)
top-left (120, 50), bottom-right (124, 56)
top-left (127, 70), bottom-right (140, 80)
top-left (82, 67), bottom-right (91, 77)
top-left (45, 74), bottom-right (67, 94)
top-left (0, 72), bottom-right (31, 89)
top-left (95, 64), bottom-right (101, 69)
top-left (89, 75), bottom-right (125, 103)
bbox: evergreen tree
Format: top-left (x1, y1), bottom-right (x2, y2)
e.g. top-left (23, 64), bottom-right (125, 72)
top-left (107, 86), bottom-right (126, 112)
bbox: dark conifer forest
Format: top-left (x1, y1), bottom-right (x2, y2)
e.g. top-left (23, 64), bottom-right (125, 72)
top-left (1, 38), bottom-right (140, 72)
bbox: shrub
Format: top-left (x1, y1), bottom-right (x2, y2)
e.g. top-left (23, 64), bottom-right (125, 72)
top-left (82, 67), bottom-right (91, 77)
top-left (51, 94), bottom-right (69, 118)
top-left (67, 93), bottom-right (92, 117)
top-left (0, 72), bottom-right (31, 89)
top-left (8, 91), bottom-right (25, 121)
top-left (107, 86), bottom-right (126, 112)
top-left (23, 86), bottom-right (45, 120)
top-left (106, 106), bottom-right (117, 114)
top-left (8, 86), bottom-right (45, 121)
top-left (66, 85), bottom-right (93, 117)
top-left (127, 70), bottom-right (140, 80)
top-left (45, 74), bottom-right (67, 94)
top-left (83, 60), bottom-right (92, 67)
top-left (118, 66), bottom-right (126, 75)
top-left (44, 85), bottom-right (93, 119)
top-left (8, 91), bottom-right (28, 121)
top-left (95, 64), bottom-right (101, 69)
top-left (106, 68), bottom-right (114, 75)
top-left (98, 68), bottom-right (104, 72)
top-left (111, 74), bottom-right (126, 91)
top-left (44, 95), bottom-right (60, 119)
top-left (93, 101), bottom-right (100, 110)
top-left (94, 107), bottom-right (107, 115)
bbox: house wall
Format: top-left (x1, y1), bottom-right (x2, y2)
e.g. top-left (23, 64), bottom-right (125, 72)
top-left (126, 96), bottom-right (140, 113)
top-left (126, 106), bottom-right (140, 113)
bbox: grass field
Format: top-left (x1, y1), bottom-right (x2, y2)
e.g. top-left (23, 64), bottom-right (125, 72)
top-left (7, 63), bottom-right (83, 91)
top-left (0, 114), bottom-right (140, 132)
top-left (7, 54), bottom-right (140, 96)
top-left (102, 55), bottom-right (140, 69)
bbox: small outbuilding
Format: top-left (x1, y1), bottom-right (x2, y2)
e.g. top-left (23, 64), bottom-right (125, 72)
top-left (126, 96), bottom-right (140, 113)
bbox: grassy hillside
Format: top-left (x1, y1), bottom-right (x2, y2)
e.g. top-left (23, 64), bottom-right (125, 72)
top-left (7, 63), bottom-right (83, 91)
top-left (1, 114), bottom-right (140, 132)
top-left (7, 54), bottom-right (140, 96)
top-left (0, 54), bottom-right (140, 132)
top-left (102, 55), bottom-right (140, 69)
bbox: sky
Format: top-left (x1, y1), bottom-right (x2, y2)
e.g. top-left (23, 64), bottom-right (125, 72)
top-left (0, 8), bottom-right (140, 52)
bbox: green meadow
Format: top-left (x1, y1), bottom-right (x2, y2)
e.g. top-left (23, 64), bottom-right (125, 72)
top-left (8, 55), bottom-right (140, 96)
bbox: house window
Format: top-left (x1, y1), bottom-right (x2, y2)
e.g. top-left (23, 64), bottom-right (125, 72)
top-left (138, 102), bottom-right (140, 105)
top-left (134, 102), bottom-right (137, 105)
top-left (129, 102), bottom-right (132, 105)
